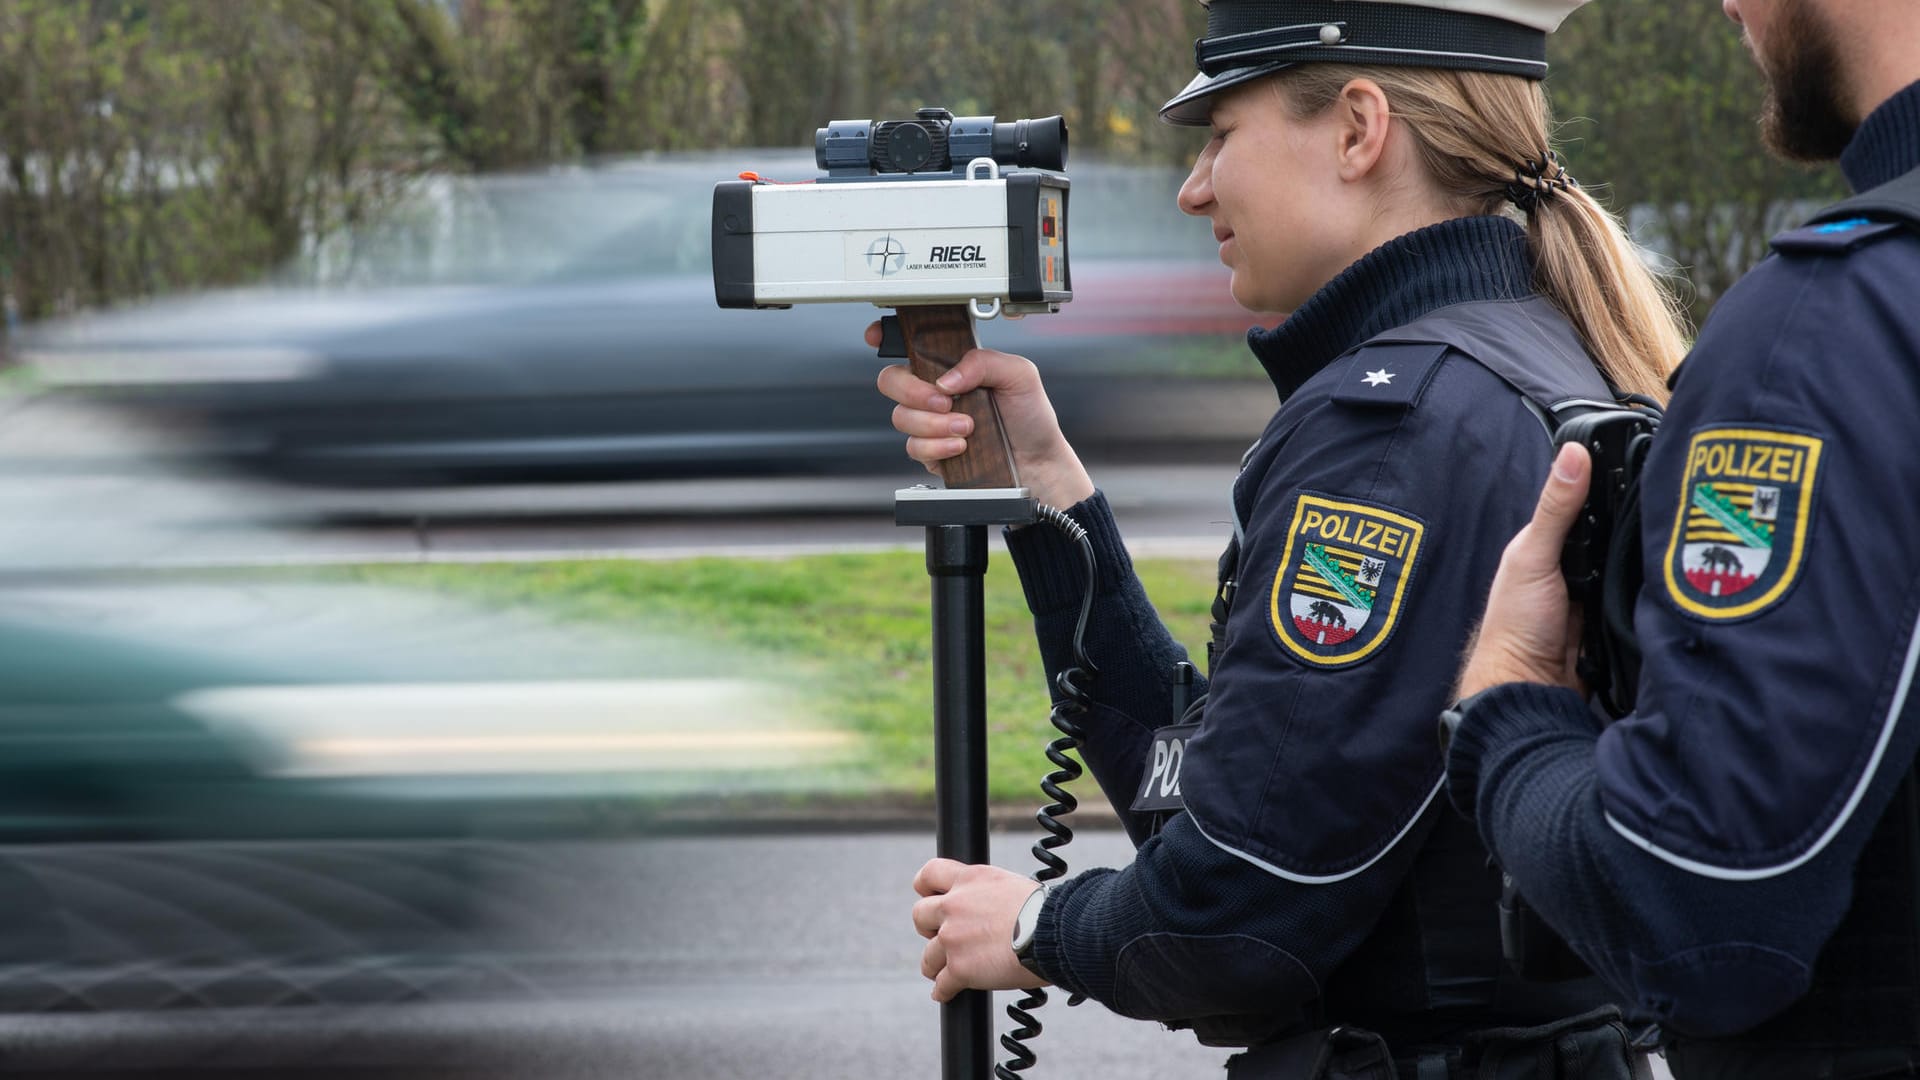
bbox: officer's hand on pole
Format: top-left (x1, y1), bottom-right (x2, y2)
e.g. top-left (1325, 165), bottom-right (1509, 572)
top-left (870, 322), bottom-right (1095, 509)
top-left (1457, 442), bottom-right (1592, 699)
top-left (910, 858), bottom-right (1051, 1003)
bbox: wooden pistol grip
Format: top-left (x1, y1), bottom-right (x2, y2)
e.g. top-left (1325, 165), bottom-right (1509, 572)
top-left (898, 305), bottom-right (1020, 490)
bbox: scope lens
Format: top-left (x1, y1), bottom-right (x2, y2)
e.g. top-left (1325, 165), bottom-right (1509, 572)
top-left (994, 116), bottom-right (1067, 172)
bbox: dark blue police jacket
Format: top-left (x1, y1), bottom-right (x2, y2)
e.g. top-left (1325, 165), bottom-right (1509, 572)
top-left (1446, 78), bottom-right (1920, 1040)
top-left (1005, 214), bottom-right (1617, 1046)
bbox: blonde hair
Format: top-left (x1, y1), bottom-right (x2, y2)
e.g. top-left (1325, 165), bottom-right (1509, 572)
top-left (1271, 66), bottom-right (1687, 401)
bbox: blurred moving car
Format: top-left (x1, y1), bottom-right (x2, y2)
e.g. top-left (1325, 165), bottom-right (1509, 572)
top-left (16, 153), bottom-right (1268, 486)
top-left (0, 584), bottom-right (846, 1074)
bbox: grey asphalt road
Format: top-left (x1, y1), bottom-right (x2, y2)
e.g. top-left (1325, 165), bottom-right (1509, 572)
top-left (532, 827), bottom-right (1239, 1079)
top-left (577, 828), bottom-right (1678, 1078)
top-left (0, 829), bottom-right (1235, 1079)
top-left (0, 829), bottom-right (1674, 1078)
top-left (448, 828), bottom-right (1670, 1080)
top-left (0, 396), bottom-right (1240, 571)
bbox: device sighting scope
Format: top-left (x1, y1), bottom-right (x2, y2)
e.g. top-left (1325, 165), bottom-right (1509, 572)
top-left (816, 108), bottom-right (1068, 177)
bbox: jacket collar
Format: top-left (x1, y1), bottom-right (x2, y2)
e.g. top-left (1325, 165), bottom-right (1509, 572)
top-left (1248, 215), bottom-right (1533, 399)
top-left (1841, 78), bottom-right (1920, 193)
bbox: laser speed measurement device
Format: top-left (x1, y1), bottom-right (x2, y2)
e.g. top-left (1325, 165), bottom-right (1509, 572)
top-left (713, 112), bottom-right (1092, 1080)
top-left (712, 108), bottom-right (1073, 490)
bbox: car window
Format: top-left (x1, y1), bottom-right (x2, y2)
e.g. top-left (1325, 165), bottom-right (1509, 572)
top-left (277, 155), bottom-right (1215, 289)
top-left (1068, 165), bottom-right (1218, 262)
top-left (284, 172), bottom-right (712, 288)
top-left (538, 180), bottom-right (719, 282)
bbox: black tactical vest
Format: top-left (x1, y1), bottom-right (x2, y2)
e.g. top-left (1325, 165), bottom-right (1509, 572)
top-left (1196, 297), bottom-right (1622, 1049)
top-left (1210, 295), bottom-right (1620, 685)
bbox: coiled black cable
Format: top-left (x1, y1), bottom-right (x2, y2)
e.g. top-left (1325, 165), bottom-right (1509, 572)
top-left (996, 503), bottom-right (1098, 1079)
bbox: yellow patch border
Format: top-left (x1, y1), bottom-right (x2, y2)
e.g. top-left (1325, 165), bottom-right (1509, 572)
top-left (1662, 427), bottom-right (1823, 620)
top-left (1270, 494), bottom-right (1426, 666)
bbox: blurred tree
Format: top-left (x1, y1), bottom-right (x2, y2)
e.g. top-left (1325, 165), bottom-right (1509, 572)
top-left (725, 0), bottom-right (839, 146)
top-left (207, 2), bottom-right (388, 265)
top-left (317, 0), bottom-right (540, 170)
top-left (321, 0), bottom-right (721, 163)
top-left (1546, 0), bottom-right (1847, 325)
top-left (772, 0), bottom-right (1202, 165)
top-left (594, 0), bottom-right (715, 152)
top-left (0, 0), bottom-right (1858, 334)
top-left (1096, 0), bottom-right (1208, 165)
top-left (0, 0), bottom-right (404, 322)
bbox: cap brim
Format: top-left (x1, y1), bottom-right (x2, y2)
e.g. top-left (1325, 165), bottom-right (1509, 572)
top-left (1158, 62), bottom-right (1294, 126)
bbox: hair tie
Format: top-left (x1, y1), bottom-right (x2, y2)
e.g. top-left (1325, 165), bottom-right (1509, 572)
top-left (1503, 150), bottom-right (1578, 213)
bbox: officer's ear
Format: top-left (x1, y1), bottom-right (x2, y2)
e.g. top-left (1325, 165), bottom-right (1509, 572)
top-left (1331, 78), bottom-right (1393, 184)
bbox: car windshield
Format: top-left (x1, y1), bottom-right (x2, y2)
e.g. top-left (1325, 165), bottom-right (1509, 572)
top-left (278, 155), bottom-right (1216, 290)
top-left (281, 163), bottom-right (726, 288)
top-left (1066, 164), bottom-right (1217, 262)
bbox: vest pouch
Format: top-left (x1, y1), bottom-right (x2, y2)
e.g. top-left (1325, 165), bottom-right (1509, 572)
top-left (1226, 1025), bottom-right (1396, 1080)
top-left (1227, 1010), bottom-right (1652, 1079)
top-left (1665, 1041), bottom-right (1920, 1079)
top-left (1461, 1006), bottom-right (1654, 1080)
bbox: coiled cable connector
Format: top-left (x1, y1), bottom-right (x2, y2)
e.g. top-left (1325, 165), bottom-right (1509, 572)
top-left (997, 503), bottom-right (1098, 1078)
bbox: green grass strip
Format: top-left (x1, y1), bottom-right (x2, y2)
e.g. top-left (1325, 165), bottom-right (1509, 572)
top-left (331, 551), bottom-right (1219, 807)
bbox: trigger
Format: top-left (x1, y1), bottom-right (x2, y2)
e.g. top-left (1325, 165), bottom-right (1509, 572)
top-left (876, 315), bottom-right (908, 359)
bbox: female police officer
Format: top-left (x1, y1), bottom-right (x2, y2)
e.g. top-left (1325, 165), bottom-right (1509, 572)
top-left (877, 0), bottom-right (1687, 1073)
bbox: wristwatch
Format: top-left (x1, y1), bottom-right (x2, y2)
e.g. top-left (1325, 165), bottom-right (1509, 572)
top-left (1437, 686), bottom-right (1495, 757)
top-left (1438, 698), bottom-right (1467, 757)
top-left (1011, 883), bottom-right (1051, 959)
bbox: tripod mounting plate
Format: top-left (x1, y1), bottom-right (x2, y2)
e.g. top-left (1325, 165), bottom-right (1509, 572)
top-left (894, 485), bottom-right (1037, 528)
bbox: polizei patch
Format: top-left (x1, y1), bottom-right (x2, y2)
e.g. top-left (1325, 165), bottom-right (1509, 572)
top-left (1663, 427), bottom-right (1824, 620)
top-left (1270, 493), bottom-right (1426, 667)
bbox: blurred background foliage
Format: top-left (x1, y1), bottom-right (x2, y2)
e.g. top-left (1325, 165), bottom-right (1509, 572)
top-left (0, 0), bottom-right (1845, 333)
top-left (1547, 0), bottom-right (1846, 319)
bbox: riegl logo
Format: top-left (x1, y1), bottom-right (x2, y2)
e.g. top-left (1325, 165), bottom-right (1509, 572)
top-left (865, 235), bottom-right (906, 276)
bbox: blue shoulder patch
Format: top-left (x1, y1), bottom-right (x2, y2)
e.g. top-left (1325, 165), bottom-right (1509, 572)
top-left (1770, 218), bottom-right (1904, 255)
top-left (1330, 343), bottom-right (1447, 409)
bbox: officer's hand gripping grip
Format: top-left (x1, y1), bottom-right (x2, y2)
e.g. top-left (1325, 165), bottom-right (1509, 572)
top-left (896, 305), bottom-right (1021, 490)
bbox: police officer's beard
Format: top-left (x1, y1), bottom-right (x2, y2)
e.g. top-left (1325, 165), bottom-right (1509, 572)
top-left (1755, 0), bottom-right (1856, 162)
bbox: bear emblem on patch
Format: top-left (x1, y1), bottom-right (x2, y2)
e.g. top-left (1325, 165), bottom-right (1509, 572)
top-left (1270, 493), bottom-right (1425, 667)
top-left (1663, 426), bottom-right (1824, 620)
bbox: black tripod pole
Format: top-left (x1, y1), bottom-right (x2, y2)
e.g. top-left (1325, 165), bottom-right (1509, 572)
top-left (897, 485), bottom-right (1036, 1080)
top-left (927, 522), bottom-right (992, 1079)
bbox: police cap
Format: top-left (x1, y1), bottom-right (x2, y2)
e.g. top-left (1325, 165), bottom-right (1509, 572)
top-left (1161, 0), bottom-right (1590, 125)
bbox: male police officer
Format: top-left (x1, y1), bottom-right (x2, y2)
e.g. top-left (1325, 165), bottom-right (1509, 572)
top-left (1444, 0), bottom-right (1920, 1074)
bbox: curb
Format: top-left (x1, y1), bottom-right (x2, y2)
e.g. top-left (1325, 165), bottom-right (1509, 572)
top-left (635, 797), bottom-right (1124, 837)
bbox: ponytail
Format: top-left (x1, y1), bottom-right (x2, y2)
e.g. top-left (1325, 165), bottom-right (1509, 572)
top-left (1271, 66), bottom-right (1688, 401)
top-left (1526, 182), bottom-right (1687, 400)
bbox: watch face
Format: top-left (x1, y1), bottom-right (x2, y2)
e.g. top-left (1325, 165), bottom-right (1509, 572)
top-left (1013, 884), bottom-right (1047, 954)
top-left (1438, 706), bottom-right (1464, 756)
